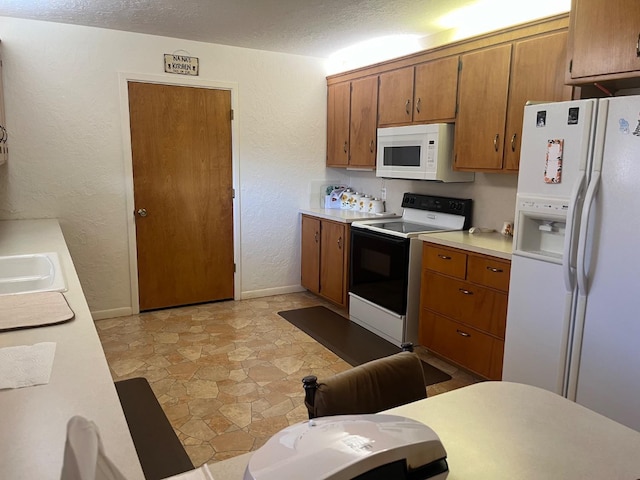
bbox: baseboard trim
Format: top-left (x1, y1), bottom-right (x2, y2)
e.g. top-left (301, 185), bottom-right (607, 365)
top-left (91, 307), bottom-right (134, 320)
top-left (90, 285), bottom-right (306, 318)
top-left (241, 285), bottom-right (305, 299)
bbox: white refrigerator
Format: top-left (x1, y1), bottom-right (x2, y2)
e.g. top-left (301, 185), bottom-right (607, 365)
top-left (503, 95), bottom-right (640, 431)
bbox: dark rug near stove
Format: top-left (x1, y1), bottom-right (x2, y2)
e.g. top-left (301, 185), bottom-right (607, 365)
top-left (278, 305), bottom-right (451, 386)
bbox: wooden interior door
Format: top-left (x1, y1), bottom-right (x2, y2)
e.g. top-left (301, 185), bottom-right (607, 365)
top-left (128, 82), bottom-right (234, 311)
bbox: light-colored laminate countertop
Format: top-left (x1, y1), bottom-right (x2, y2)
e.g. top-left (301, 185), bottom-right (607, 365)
top-left (419, 230), bottom-right (513, 260)
top-left (0, 219), bottom-right (144, 480)
top-left (208, 382), bottom-right (640, 479)
top-left (299, 208), bottom-right (398, 223)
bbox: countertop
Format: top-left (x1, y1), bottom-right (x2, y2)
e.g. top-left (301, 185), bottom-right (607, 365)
top-left (299, 208), bottom-right (398, 223)
top-left (419, 230), bottom-right (513, 260)
top-left (0, 219), bottom-right (144, 479)
top-left (208, 382), bottom-right (640, 479)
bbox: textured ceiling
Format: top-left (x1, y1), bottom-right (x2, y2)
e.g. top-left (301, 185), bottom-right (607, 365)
top-left (0, 1), bottom-right (567, 59)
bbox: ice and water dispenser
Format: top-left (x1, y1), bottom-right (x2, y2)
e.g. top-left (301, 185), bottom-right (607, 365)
top-left (513, 196), bottom-right (569, 263)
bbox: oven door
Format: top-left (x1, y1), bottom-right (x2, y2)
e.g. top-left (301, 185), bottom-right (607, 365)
top-left (349, 226), bottom-right (410, 315)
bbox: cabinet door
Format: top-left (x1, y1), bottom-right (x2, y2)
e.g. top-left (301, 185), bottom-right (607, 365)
top-left (413, 56), bottom-right (459, 123)
top-left (378, 66), bottom-right (414, 126)
top-left (568, 0), bottom-right (640, 80)
top-left (349, 76), bottom-right (378, 168)
top-left (326, 82), bottom-right (350, 167)
top-left (301, 216), bottom-right (320, 294)
top-left (455, 44), bottom-right (512, 170)
top-left (319, 221), bottom-right (346, 305)
top-left (504, 32), bottom-right (572, 170)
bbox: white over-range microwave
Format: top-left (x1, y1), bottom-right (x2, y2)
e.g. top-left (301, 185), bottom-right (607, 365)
top-left (376, 124), bottom-right (474, 182)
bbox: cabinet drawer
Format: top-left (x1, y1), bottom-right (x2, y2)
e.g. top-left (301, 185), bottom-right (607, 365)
top-left (423, 244), bottom-right (467, 279)
top-left (467, 255), bottom-right (511, 292)
top-left (419, 310), bottom-right (504, 380)
top-left (422, 270), bottom-right (507, 338)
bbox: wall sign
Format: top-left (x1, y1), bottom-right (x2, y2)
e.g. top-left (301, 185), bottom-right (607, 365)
top-left (164, 54), bottom-right (199, 76)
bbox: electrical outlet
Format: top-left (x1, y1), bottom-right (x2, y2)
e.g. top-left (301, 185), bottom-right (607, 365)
top-left (381, 187), bottom-right (387, 200)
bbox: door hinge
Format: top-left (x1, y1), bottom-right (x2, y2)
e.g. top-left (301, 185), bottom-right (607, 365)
top-left (230, 109), bottom-right (234, 120)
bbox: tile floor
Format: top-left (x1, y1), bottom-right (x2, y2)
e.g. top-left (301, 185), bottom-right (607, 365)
top-left (96, 292), bottom-right (479, 468)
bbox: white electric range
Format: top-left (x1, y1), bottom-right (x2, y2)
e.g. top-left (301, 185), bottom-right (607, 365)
top-left (349, 193), bottom-right (472, 347)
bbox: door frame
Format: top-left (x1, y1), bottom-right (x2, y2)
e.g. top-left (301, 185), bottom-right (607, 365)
top-left (118, 72), bottom-right (241, 314)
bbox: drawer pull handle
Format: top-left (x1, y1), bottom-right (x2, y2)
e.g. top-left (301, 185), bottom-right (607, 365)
top-left (486, 266), bottom-right (503, 273)
top-left (437, 254), bottom-right (452, 260)
top-left (456, 329), bottom-right (471, 338)
top-left (458, 288), bottom-right (473, 295)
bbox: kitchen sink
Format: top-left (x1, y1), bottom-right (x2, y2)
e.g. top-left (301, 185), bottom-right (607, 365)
top-left (0, 252), bottom-right (67, 295)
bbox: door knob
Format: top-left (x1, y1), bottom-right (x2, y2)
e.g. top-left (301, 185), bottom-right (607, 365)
top-left (136, 208), bottom-right (148, 217)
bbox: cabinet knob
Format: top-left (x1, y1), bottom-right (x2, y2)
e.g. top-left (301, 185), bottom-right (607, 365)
top-left (511, 133), bottom-right (517, 152)
top-left (337, 236), bottom-right (343, 249)
top-left (458, 288), bottom-right (473, 295)
top-left (437, 254), bottom-right (451, 260)
top-left (493, 134), bottom-right (500, 152)
top-left (369, 140), bottom-right (375, 153)
top-left (314, 231), bottom-right (319, 243)
top-left (416, 98), bottom-right (421, 114)
top-left (343, 141), bottom-right (348, 153)
top-left (405, 99), bottom-right (411, 115)
top-left (136, 208), bottom-right (148, 217)
top-left (456, 329), bottom-right (471, 338)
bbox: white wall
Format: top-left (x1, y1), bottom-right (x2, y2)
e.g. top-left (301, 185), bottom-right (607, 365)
top-left (0, 17), bottom-right (330, 318)
top-left (330, 171), bottom-right (518, 230)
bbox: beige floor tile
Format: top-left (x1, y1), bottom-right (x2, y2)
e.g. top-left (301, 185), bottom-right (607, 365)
top-left (97, 291), bottom-right (480, 468)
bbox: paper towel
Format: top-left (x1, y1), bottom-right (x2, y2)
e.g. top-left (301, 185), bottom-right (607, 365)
top-left (0, 341), bottom-right (56, 389)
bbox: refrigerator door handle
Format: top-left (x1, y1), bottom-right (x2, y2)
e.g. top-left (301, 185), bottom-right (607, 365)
top-left (562, 171), bottom-right (586, 293)
top-left (576, 171), bottom-right (601, 296)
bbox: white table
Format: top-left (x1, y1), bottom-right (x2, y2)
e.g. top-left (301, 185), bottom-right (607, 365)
top-left (0, 219), bottom-right (144, 480)
top-left (209, 381), bottom-right (640, 479)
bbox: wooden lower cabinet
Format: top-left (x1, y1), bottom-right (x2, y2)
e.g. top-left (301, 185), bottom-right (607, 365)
top-left (421, 310), bottom-right (505, 380)
top-left (419, 243), bottom-right (511, 380)
top-left (300, 215), bottom-right (349, 307)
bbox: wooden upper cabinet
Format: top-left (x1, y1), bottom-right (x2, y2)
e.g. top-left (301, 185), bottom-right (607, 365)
top-left (456, 32), bottom-right (571, 172)
top-left (413, 56), bottom-right (459, 123)
top-left (349, 76), bottom-right (378, 168)
top-left (377, 56), bottom-right (459, 126)
top-left (378, 66), bottom-right (414, 125)
top-left (326, 78), bottom-right (377, 169)
top-left (567, 0), bottom-right (640, 82)
top-left (326, 82), bottom-right (350, 167)
top-left (504, 32), bottom-right (573, 170)
top-left (455, 44), bottom-right (512, 171)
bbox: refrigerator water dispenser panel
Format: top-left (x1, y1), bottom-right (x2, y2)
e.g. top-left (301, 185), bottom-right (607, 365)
top-left (514, 197), bottom-right (569, 263)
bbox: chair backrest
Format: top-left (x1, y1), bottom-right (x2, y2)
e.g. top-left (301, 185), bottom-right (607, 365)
top-left (302, 351), bottom-right (427, 419)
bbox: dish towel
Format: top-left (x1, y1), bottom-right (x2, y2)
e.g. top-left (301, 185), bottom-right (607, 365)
top-left (0, 341), bottom-right (56, 389)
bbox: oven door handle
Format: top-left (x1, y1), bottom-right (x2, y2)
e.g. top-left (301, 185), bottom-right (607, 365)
top-left (351, 227), bottom-right (408, 245)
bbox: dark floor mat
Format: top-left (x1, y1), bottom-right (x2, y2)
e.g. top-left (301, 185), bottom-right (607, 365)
top-left (278, 305), bottom-right (451, 386)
